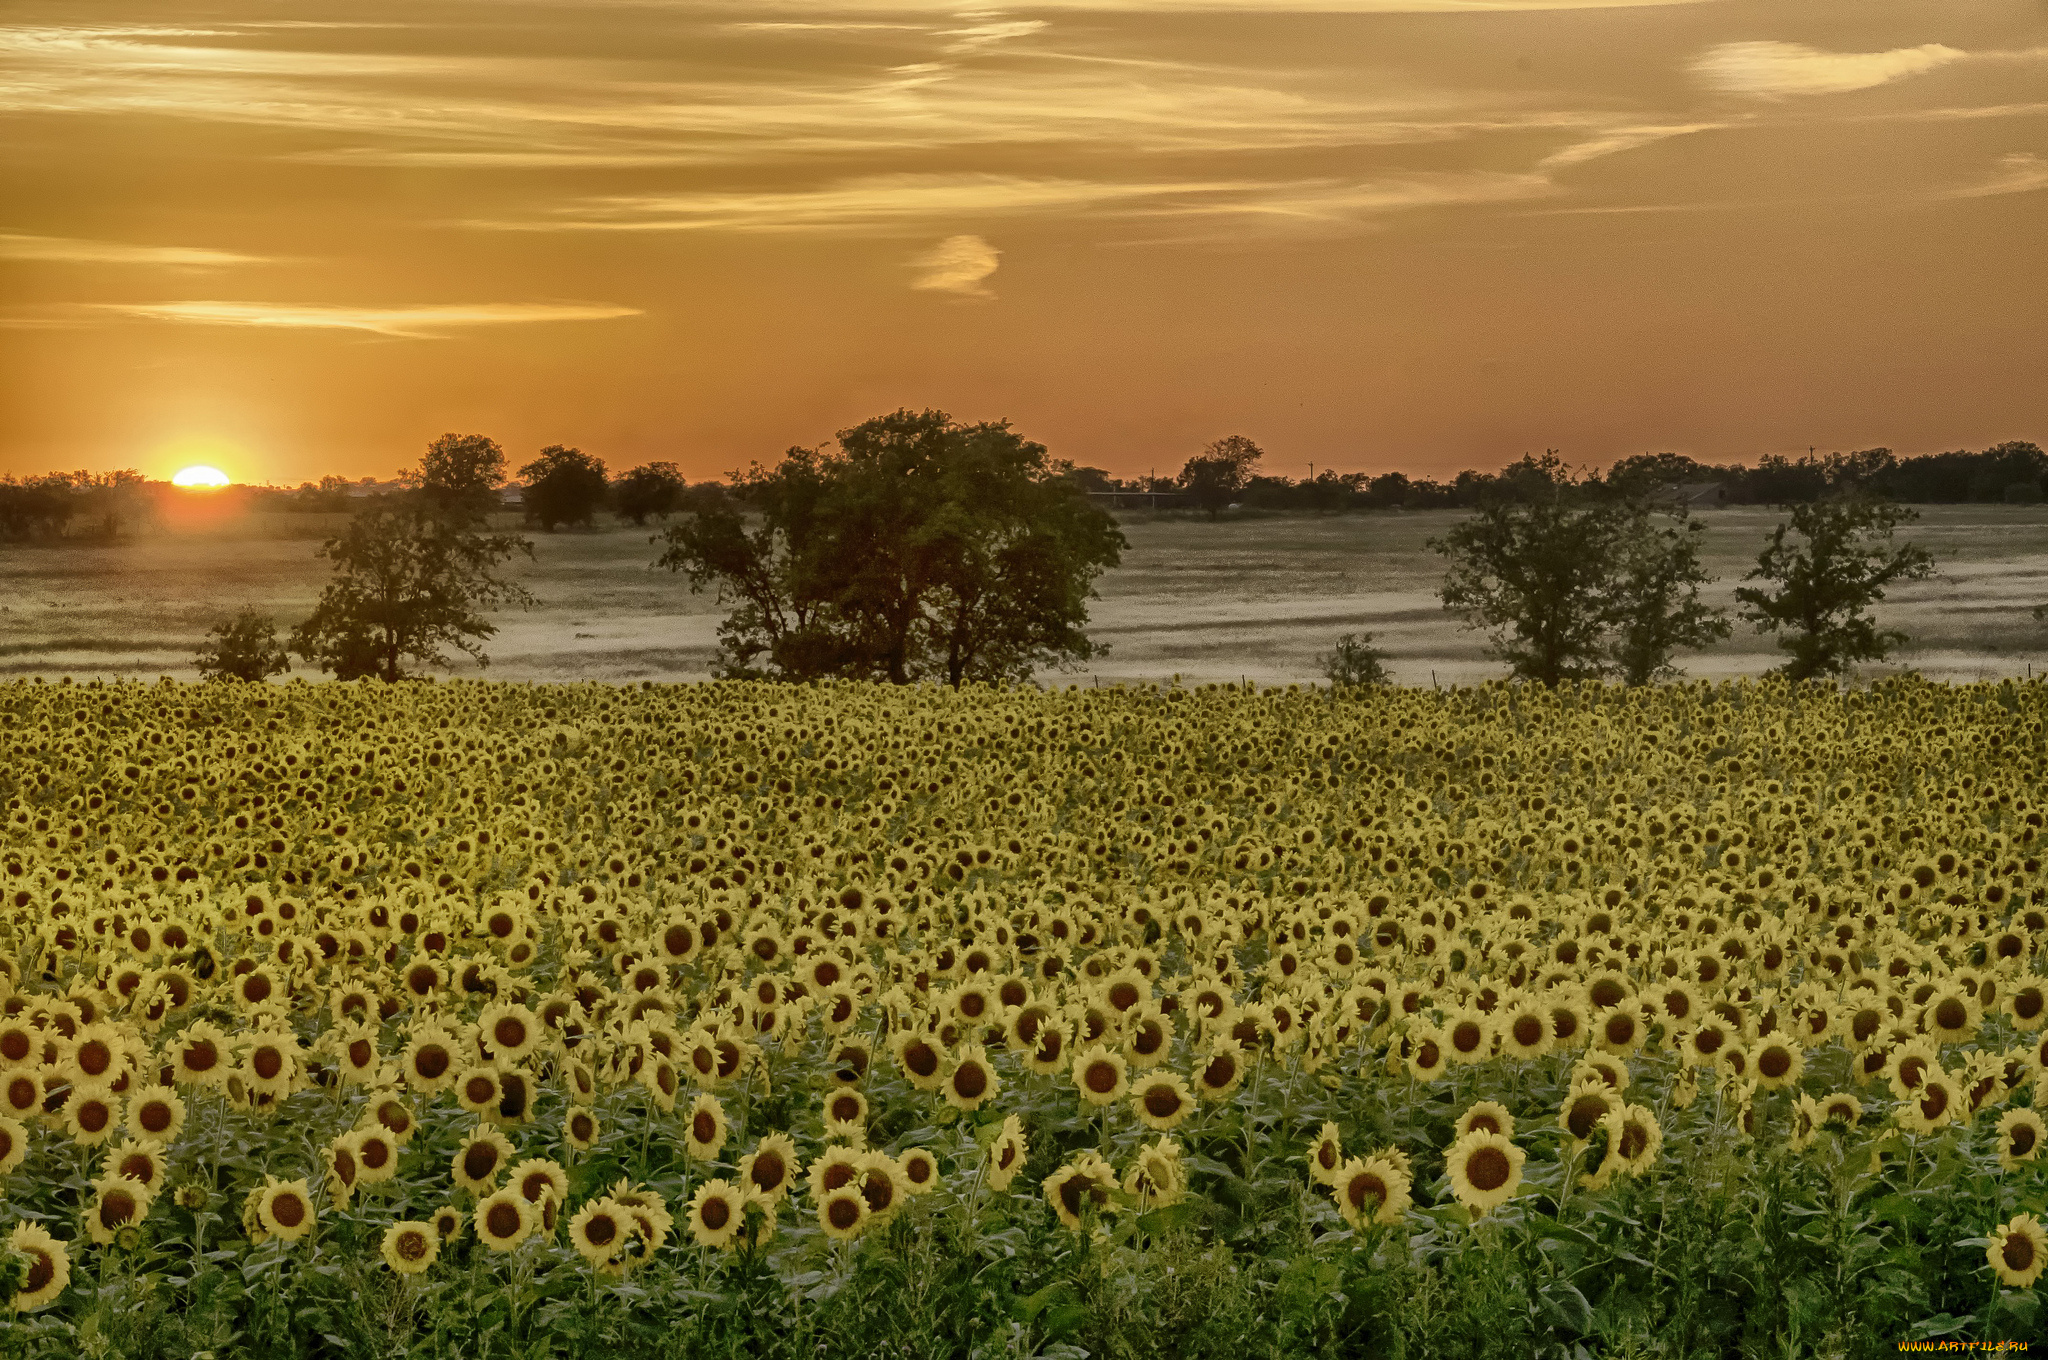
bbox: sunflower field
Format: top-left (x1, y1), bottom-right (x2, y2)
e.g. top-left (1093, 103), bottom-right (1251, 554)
top-left (0, 674), bottom-right (2045, 1359)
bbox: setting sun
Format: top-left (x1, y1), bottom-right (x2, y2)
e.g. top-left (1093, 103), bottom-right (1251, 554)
top-left (172, 465), bottom-right (231, 489)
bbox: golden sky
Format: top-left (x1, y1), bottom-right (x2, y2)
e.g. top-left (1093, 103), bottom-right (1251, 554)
top-left (1, 0), bottom-right (2043, 485)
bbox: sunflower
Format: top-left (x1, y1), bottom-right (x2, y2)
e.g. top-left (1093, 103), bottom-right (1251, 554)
top-left (1989, 1213), bottom-right (2048, 1289)
top-left (740, 1132), bottom-right (800, 1202)
top-left (1819, 1092), bottom-right (1864, 1127)
top-left (1610, 1104), bottom-right (1662, 1176)
top-left (564, 1105), bottom-right (600, 1152)
top-left (65, 1083), bottom-right (119, 1148)
top-left (1680, 1019), bottom-right (1733, 1068)
top-left (513, 1158), bottom-right (568, 1211)
top-left (64, 1023), bottom-right (124, 1087)
top-left (807, 1144), bottom-right (867, 1201)
top-left (452, 1124), bottom-right (515, 1194)
top-left (432, 1204), bottom-right (466, 1242)
top-left (1306, 1121), bottom-right (1344, 1186)
top-left (1072, 1044), bottom-right (1129, 1107)
top-left (381, 1220), bottom-right (439, 1275)
top-left (1498, 1000), bottom-right (1553, 1061)
top-left (475, 1187), bottom-right (537, 1252)
top-left (1125, 1137), bottom-right (1187, 1209)
top-left (1997, 1108), bottom-right (2046, 1169)
top-left (987, 1114), bottom-right (1029, 1192)
top-left (688, 1178), bottom-right (745, 1250)
top-left (7, 1221), bottom-right (69, 1312)
top-left (240, 1032), bottom-right (299, 1100)
top-left (329, 1022), bottom-right (383, 1086)
top-left (353, 1128), bottom-right (399, 1184)
top-left (817, 1185), bottom-right (869, 1240)
top-left (1669, 1065), bottom-right (1700, 1110)
top-left (1885, 1038), bottom-right (1942, 1101)
top-left (1445, 1131), bottom-right (1524, 1218)
top-left (857, 1152), bottom-right (905, 1222)
top-left (1921, 986), bottom-right (1982, 1046)
top-left (0, 1115), bottom-right (27, 1176)
top-left (569, 1198), bottom-right (628, 1265)
top-left (1332, 1155), bottom-right (1412, 1228)
top-left (1559, 1084), bottom-right (1620, 1148)
top-left (105, 1139), bottom-right (167, 1199)
top-left (125, 1088), bottom-right (185, 1145)
top-left (899, 1147), bottom-right (939, 1196)
top-left (366, 1092), bottom-right (417, 1145)
top-left (639, 1058), bottom-right (680, 1115)
top-left (326, 1132), bottom-right (362, 1208)
top-left (1896, 1071), bottom-right (1958, 1135)
top-left (685, 1092), bottom-right (729, 1161)
top-left (1753, 1039), bottom-right (1804, 1091)
top-left (256, 1177), bottom-right (315, 1244)
top-left (0, 1071), bottom-right (40, 1120)
top-left (1405, 1026), bottom-right (1449, 1081)
top-left (401, 1028), bottom-right (459, 1095)
top-left (1193, 1041), bottom-right (1246, 1102)
top-left (822, 1088), bottom-right (868, 1139)
top-left (1043, 1153), bottom-right (1118, 1230)
top-left (1456, 1101), bottom-right (1515, 1142)
top-left (890, 1031), bottom-right (949, 1092)
top-left (1788, 1094), bottom-right (1822, 1153)
top-left (1442, 1010), bottom-right (1492, 1065)
top-left (454, 1065), bottom-right (504, 1118)
top-left (943, 1045), bottom-right (999, 1113)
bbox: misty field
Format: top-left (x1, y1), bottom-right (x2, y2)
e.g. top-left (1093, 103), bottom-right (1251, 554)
top-left (1, 505), bottom-right (2044, 686)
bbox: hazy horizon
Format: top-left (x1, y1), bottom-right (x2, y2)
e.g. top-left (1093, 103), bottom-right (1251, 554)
top-left (2, 0), bottom-right (2044, 487)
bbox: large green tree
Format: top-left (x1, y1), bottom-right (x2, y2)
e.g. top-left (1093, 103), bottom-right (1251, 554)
top-left (1433, 454), bottom-right (1727, 686)
top-left (1176, 435), bottom-right (1263, 520)
top-left (656, 409), bottom-right (1126, 686)
top-left (612, 461), bottom-right (689, 526)
top-left (401, 433), bottom-right (507, 521)
top-left (518, 445), bottom-right (608, 531)
top-left (1735, 492), bottom-right (1935, 680)
top-left (290, 505), bottom-right (533, 681)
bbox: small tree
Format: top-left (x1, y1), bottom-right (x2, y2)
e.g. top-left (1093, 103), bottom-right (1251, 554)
top-left (1610, 509), bottom-right (1731, 685)
top-left (612, 462), bottom-right (689, 526)
top-left (195, 608), bottom-right (290, 682)
top-left (1432, 459), bottom-right (1628, 687)
top-left (290, 504), bottom-right (534, 681)
top-left (400, 433), bottom-right (507, 521)
top-left (1320, 633), bottom-right (1390, 689)
top-left (518, 445), bottom-right (608, 531)
top-left (1735, 493), bottom-right (1935, 680)
top-left (1177, 435), bottom-right (1262, 520)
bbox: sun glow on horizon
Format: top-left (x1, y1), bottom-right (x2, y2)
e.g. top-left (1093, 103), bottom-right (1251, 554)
top-left (172, 465), bottom-right (232, 488)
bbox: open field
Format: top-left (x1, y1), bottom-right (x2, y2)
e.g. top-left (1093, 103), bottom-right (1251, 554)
top-left (2, 504), bottom-right (2044, 685)
top-left (0, 675), bottom-right (2043, 1357)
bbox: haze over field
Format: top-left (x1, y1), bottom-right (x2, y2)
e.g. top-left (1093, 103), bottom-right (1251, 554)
top-left (1, 0), bottom-right (2045, 485)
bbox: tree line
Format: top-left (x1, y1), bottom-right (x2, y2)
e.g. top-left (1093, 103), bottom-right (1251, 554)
top-left (184, 415), bottom-right (1958, 693)
top-left (1143, 436), bottom-right (2048, 517)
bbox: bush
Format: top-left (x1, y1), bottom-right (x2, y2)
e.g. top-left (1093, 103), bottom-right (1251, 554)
top-left (1319, 632), bottom-right (1389, 688)
top-left (193, 608), bottom-right (290, 682)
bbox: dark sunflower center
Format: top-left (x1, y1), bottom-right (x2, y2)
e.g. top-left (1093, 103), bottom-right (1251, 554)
top-left (1465, 1146), bottom-right (1511, 1193)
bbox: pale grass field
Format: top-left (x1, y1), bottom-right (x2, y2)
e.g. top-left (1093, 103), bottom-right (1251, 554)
top-left (2, 504), bottom-right (2043, 687)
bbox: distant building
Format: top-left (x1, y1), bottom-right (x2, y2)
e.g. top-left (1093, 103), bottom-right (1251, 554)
top-left (500, 486), bottom-right (524, 507)
top-left (1649, 481), bottom-right (1727, 509)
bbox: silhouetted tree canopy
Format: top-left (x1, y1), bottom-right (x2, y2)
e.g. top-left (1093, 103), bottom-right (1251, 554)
top-left (291, 504), bottom-right (533, 682)
top-left (518, 445), bottom-right (608, 531)
top-left (612, 461), bottom-right (689, 526)
top-left (1177, 435), bottom-right (1263, 519)
top-left (1735, 492), bottom-right (1936, 681)
top-left (401, 433), bottom-right (507, 520)
top-left (195, 609), bottom-right (290, 682)
top-left (656, 409), bottom-right (1125, 686)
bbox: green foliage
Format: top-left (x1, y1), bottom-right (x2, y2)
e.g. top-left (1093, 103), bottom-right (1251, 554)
top-left (655, 409), bottom-right (1125, 685)
top-left (193, 608), bottom-right (290, 682)
top-left (1176, 436), bottom-right (1263, 520)
top-left (289, 505), bottom-right (534, 681)
top-left (519, 446), bottom-right (610, 532)
top-left (1734, 492), bottom-right (1937, 681)
top-left (401, 433), bottom-right (509, 521)
top-left (1610, 511), bottom-right (1731, 686)
top-left (1320, 633), bottom-right (1390, 689)
top-left (612, 462), bottom-right (690, 527)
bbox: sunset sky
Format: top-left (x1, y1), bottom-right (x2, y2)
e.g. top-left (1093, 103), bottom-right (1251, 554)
top-left (1, 0), bottom-right (2043, 486)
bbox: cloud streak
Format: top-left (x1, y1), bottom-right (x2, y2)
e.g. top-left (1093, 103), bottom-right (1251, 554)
top-left (1689, 41), bottom-right (1966, 98)
top-left (1945, 152), bottom-right (2048, 199)
top-left (74, 300), bottom-right (643, 337)
top-left (910, 235), bottom-right (1000, 296)
top-left (0, 232), bottom-right (267, 266)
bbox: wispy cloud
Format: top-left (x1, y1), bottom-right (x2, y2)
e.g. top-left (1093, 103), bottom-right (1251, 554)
top-left (1538, 123), bottom-right (1724, 170)
top-left (910, 235), bottom-right (1000, 296)
top-left (74, 300), bottom-right (643, 338)
top-left (1945, 152), bottom-right (2048, 199)
top-left (1689, 41), bottom-right (1966, 98)
top-left (471, 169), bottom-right (1554, 237)
top-left (0, 232), bottom-right (267, 266)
